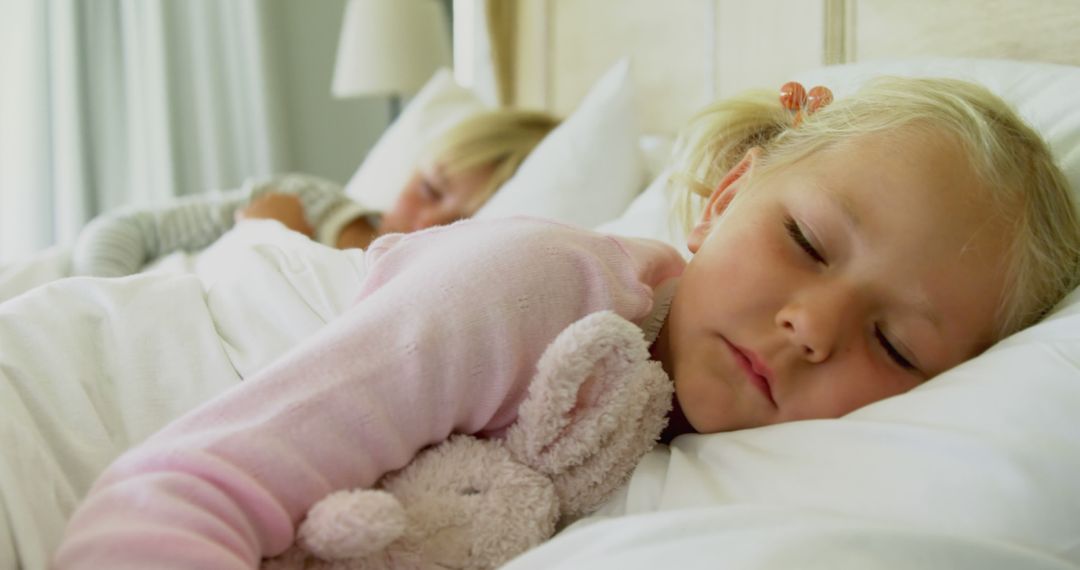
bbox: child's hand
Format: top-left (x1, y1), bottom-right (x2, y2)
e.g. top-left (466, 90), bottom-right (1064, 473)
top-left (237, 192), bottom-right (314, 237)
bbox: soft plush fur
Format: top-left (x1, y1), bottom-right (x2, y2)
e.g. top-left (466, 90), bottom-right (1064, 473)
top-left (262, 311), bottom-right (673, 570)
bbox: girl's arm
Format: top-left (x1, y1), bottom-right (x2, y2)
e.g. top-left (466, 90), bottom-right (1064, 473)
top-left (53, 218), bottom-right (685, 570)
top-left (235, 192), bottom-right (315, 237)
top-left (72, 174), bottom-right (360, 277)
top-left (72, 187), bottom-right (250, 277)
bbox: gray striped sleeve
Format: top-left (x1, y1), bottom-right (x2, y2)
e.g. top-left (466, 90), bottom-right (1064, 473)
top-left (72, 187), bottom-right (249, 277)
top-left (72, 174), bottom-right (360, 277)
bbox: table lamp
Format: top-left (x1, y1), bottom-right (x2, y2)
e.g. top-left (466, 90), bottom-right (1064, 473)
top-left (332, 0), bottom-right (452, 118)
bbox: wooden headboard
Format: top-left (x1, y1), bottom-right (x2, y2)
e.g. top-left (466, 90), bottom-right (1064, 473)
top-left (509, 0), bottom-right (1080, 135)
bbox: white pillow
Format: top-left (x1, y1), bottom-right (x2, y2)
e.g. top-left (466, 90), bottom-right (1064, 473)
top-left (474, 59), bottom-right (646, 228)
top-left (513, 58), bottom-right (1080, 568)
top-left (593, 170), bottom-right (690, 259)
top-left (637, 134), bottom-right (675, 182)
top-left (342, 68), bottom-right (487, 211)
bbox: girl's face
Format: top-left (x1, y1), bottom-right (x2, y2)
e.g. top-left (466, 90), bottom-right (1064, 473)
top-left (656, 129), bottom-right (1010, 433)
top-left (380, 162), bottom-right (495, 234)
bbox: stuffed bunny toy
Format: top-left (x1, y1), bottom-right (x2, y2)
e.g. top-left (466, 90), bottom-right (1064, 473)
top-left (262, 310), bottom-right (673, 570)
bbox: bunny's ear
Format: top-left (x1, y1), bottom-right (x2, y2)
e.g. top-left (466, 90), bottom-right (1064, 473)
top-left (551, 360), bottom-right (671, 520)
top-left (505, 311), bottom-right (673, 512)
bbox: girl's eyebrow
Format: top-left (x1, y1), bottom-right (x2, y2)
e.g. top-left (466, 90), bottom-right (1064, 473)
top-left (819, 187), bottom-right (861, 232)
top-left (906, 288), bottom-right (943, 330)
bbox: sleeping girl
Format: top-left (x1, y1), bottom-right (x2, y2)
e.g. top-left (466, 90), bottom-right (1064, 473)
top-left (48, 76), bottom-right (1080, 568)
top-left (71, 108), bottom-right (559, 276)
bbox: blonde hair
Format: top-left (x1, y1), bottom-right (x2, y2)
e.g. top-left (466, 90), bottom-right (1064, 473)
top-left (669, 76), bottom-right (1080, 339)
top-left (421, 108), bottom-right (560, 212)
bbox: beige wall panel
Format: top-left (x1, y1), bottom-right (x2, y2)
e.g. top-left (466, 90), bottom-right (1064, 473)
top-left (849, 0), bottom-right (1080, 65)
top-left (511, 0), bottom-right (1080, 135)
top-left (555, 0), bottom-right (714, 134)
top-left (714, 0), bottom-right (828, 99)
top-left (519, 0), bottom-right (716, 134)
top-left (513, 0), bottom-right (830, 134)
top-left (513, 0), bottom-right (549, 110)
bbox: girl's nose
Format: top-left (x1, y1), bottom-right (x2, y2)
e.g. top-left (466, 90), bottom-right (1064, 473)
top-left (775, 284), bottom-right (857, 363)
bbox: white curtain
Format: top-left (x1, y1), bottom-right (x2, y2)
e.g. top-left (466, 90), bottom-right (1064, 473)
top-left (0, 0), bottom-right (287, 262)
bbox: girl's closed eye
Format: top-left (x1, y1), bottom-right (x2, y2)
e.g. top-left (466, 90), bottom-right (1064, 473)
top-left (784, 214), bottom-right (921, 374)
top-left (420, 179), bottom-right (444, 202)
top-left (784, 217), bottom-right (826, 264)
top-left (874, 325), bottom-right (919, 373)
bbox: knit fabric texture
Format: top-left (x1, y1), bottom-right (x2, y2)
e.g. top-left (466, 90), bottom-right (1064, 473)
top-left (72, 174), bottom-right (360, 277)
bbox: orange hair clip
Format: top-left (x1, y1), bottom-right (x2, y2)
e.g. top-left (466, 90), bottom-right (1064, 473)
top-left (780, 81), bottom-right (833, 126)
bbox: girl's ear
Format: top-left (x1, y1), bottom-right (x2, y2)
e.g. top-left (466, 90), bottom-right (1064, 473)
top-left (686, 147), bottom-right (760, 253)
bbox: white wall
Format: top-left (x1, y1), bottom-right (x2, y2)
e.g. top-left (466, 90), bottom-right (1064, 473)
top-left (266, 0), bottom-right (391, 183)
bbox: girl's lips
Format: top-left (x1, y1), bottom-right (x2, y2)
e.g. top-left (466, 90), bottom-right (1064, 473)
top-left (724, 338), bottom-right (777, 407)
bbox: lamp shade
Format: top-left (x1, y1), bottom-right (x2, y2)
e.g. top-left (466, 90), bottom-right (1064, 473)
top-left (332, 0), bottom-right (452, 98)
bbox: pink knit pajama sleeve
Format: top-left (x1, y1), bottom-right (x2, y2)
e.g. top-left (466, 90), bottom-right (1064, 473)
top-left (52, 218), bottom-right (685, 570)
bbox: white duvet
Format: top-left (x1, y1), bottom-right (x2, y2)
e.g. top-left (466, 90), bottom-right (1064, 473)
top-left (0, 221), bottom-right (367, 570)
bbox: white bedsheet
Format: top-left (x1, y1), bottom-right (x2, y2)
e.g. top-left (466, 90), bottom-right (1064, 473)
top-left (0, 221), bottom-right (366, 570)
top-left (504, 505), bottom-right (1076, 570)
top-left (0, 246), bottom-right (73, 304)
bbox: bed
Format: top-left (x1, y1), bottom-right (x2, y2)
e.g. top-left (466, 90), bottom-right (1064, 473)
top-left (4, 0), bottom-right (1080, 568)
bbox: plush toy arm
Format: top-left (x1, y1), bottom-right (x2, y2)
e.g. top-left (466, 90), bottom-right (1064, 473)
top-left (505, 311), bottom-right (673, 518)
top-left (262, 489), bottom-right (407, 569)
top-left (295, 489), bottom-right (407, 562)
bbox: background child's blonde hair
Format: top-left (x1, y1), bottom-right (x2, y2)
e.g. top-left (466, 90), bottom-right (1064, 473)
top-left (668, 76), bottom-right (1080, 339)
top-left (422, 109), bottom-right (560, 212)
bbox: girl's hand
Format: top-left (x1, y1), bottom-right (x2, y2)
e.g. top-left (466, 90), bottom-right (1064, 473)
top-left (335, 216), bottom-right (380, 250)
top-left (237, 192), bottom-right (314, 237)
